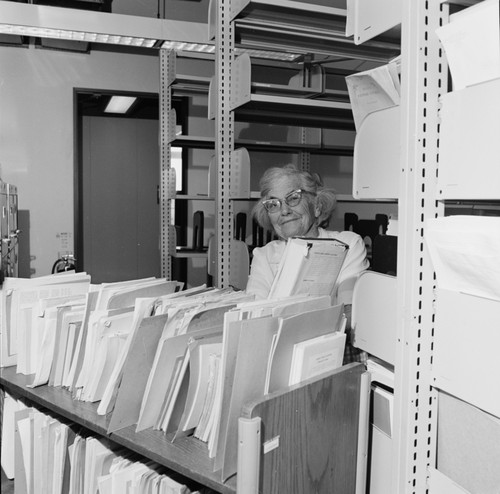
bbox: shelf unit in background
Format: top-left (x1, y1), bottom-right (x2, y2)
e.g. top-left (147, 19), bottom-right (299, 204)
top-left (159, 58), bottom-right (216, 283)
top-left (210, 0), bottom-right (399, 288)
top-left (160, 45), bottom-right (376, 287)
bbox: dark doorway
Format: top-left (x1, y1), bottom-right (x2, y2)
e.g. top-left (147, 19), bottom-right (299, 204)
top-left (75, 90), bottom-right (187, 283)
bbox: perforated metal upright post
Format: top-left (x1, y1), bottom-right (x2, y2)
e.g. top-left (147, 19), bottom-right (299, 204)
top-left (160, 49), bottom-right (175, 280)
top-left (392, 1), bottom-right (447, 492)
top-left (215, 0), bottom-right (235, 288)
top-left (298, 150), bottom-right (310, 172)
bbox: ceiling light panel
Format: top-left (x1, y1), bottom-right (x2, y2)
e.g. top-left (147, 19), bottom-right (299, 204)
top-left (0, 24), bottom-right (157, 47)
top-left (0, 2), bottom-right (209, 48)
top-left (104, 96), bottom-right (137, 114)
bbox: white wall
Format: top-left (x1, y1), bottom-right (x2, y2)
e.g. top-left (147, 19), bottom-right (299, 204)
top-left (0, 45), bottom-right (159, 277)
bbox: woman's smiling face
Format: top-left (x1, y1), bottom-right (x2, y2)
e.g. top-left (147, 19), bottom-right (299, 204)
top-left (266, 175), bottom-right (319, 240)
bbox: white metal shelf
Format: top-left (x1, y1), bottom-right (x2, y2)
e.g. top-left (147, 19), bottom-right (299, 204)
top-left (248, 81), bottom-right (349, 101)
top-left (237, 138), bottom-right (354, 155)
top-left (174, 194), bottom-right (214, 200)
top-left (172, 249), bottom-right (209, 259)
top-left (213, 53), bottom-right (355, 130)
top-left (233, 94), bottom-right (354, 130)
top-left (172, 135), bottom-right (216, 148)
top-left (171, 74), bottom-right (212, 96)
top-left (172, 135), bottom-right (355, 156)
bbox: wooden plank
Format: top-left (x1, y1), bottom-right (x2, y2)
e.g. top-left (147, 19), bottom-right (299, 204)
top-left (242, 362), bottom-right (363, 494)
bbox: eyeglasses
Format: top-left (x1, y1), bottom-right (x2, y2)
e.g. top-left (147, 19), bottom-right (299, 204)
top-left (261, 189), bottom-right (311, 214)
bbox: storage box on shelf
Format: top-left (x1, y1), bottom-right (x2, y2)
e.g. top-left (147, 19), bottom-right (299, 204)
top-left (352, 106), bottom-right (400, 200)
top-left (432, 288), bottom-right (500, 418)
top-left (437, 77), bottom-right (500, 200)
top-left (346, 0), bottom-right (401, 45)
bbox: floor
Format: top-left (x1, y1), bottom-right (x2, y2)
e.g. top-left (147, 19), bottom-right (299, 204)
top-left (1, 467), bottom-right (14, 494)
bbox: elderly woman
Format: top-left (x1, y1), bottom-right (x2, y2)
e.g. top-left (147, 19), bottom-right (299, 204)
top-left (246, 164), bottom-right (369, 302)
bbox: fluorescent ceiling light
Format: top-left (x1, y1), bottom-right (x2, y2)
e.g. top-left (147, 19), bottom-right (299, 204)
top-left (0, 24), bottom-right (157, 47)
top-left (162, 41), bottom-right (215, 54)
top-left (161, 40), bottom-right (300, 61)
top-left (234, 47), bottom-right (299, 61)
top-left (0, 2), bottom-right (209, 48)
top-left (104, 96), bottom-right (137, 114)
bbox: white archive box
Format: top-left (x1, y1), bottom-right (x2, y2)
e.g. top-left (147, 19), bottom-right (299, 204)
top-left (352, 106), bottom-right (400, 200)
top-left (351, 271), bottom-right (397, 365)
top-left (432, 288), bottom-right (500, 419)
top-left (348, 0), bottom-right (401, 45)
top-left (438, 78), bottom-right (500, 200)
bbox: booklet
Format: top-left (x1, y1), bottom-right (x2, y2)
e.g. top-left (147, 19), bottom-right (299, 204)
top-left (268, 237), bottom-right (349, 300)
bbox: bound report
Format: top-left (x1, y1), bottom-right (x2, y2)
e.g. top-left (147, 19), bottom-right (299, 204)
top-left (268, 237), bottom-right (349, 299)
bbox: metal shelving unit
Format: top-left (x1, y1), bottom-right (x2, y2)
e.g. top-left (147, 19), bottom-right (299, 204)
top-left (159, 2), bottom-right (498, 491)
top-left (160, 49), bottom-right (362, 283)
top-left (209, 0), bottom-right (399, 286)
top-left (392, 1), bottom-right (447, 492)
top-left (160, 49), bottom-right (176, 280)
top-left (206, 1), bottom-right (464, 493)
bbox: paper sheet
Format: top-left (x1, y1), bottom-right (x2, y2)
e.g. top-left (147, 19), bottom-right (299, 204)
top-left (345, 61), bottom-right (400, 130)
top-left (436, 0), bottom-right (500, 90)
